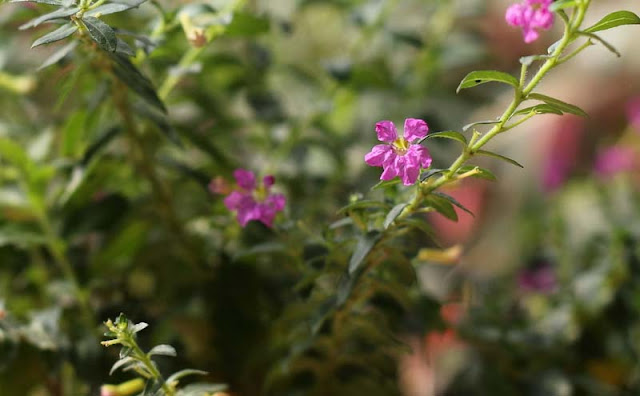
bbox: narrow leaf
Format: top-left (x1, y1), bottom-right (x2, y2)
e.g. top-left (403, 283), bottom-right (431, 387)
top-left (131, 322), bottom-right (148, 333)
top-left (371, 178), bottom-right (401, 190)
top-left (10, 0), bottom-right (63, 5)
top-left (433, 192), bottom-right (474, 217)
top-left (462, 120), bottom-right (499, 132)
top-left (82, 16), bottom-right (117, 52)
top-left (422, 131), bottom-right (467, 145)
top-left (349, 231), bottom-right (381, 275)
top-left (32, 24), bottom-right (78, 48)
top-left (109, 357), bottom-right (136, 375)
top-left (166, 369), bottom-right (208, 385)
top-left (19, 7), bottom-right (80, 30)
top-left (384, 203), bottom-right (408, 229)
top-left (420, 168), bottom-right (446, 182)
top-left (85, 0), bottom-right (146, 17)
top-left (514, 104), bottom-right (563, 116)
top-left (338, 200), bottom-right (389, 214)
top-left (176, 383), bottom-right (228, 396)
top-left (148, 344), bottom-right (177, 357)
top-left (38, 41), bottom-right (78, 70)
top-left (549, 0), bottom-right (577, 12)
top-left (456, 70), bottom-right (519, 93)
top-left (578, 32), bottom-right (620, 57)
top-left (584, 10), bottom-right (640, 33)
top-left (81, 126), bottom-right (121, 166)
top-left (475, 149), bottom-right (524, 168)
top-left (108, 52), bottom-right (166, 113)
top-left (527, 93), bottom-right (588, 117)
top-left (519, 55), bottom-right (551, 66)
top-left (425, 195), bottom-right (458, 221)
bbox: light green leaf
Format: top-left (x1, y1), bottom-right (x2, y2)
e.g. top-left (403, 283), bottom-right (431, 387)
top-left (38, 41), bottom-right (78, 70)
top-left (476, 149), bottom-right (524, 168)
top-left (584, 10), bottom-right (640, 33)
top-left (225, 12), bottom-right (270, 36)
top-left (549, 0), bottom-right (577, 12)
top-left (462, 120), bottom-right (498, 132)
top-left (384, 203), bottom-right (408, 229)
top-left (31, 24), bottom-right (78, 48)
top-left (166, 369), bottom-right (208, 385)
top-left (85, 0), bottom-right (146, 17)
top-left (514, 104), bottom-right (564, 116)
top-left (456, 70), bottom-right (519, 93)
top-left (82, 16), bottom-right (117, 52)
top-left (527, 93), bottom-right (588, 117)
top-left (148, 344), bottom-right (177, 357)
top-left (19, 7), bottom-right (80, 30)
top-left (422, 131), bottom-right (467, 145)
top-left (176, 383), bottom-right (228, 396)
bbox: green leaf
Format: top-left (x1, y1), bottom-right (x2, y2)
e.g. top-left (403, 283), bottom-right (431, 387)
top-left (519, 54), bottom-right (551, 66)
top-left (19, 7), bottom-right (80, 30)
top-left (420, 168), bottom-right (446, 182)
top-left (81, 126), bottom-right (121, 166)
top-left (514, 104), bottom-right (563, 116)
top-left (425, 194), bottom-right (457, 221)
top-left (38, 41), bottom-right (78, 70)
top-left (176, 383), bottom-right (228, 396)
top-left (82, 16), bottom-right (117, 52)
top-left (166, 369), bottom-right (208, 385)
top-left (549, 0), bottom-right (577, 12)
top-left (456, 70), bottom-right (519, 93)
top-left (577, 32), bottom-right (620, 57)
top-left (457, 165), bottom-right (497, 181)
top-left (0, 226), bottom-right (46, 248)
top-left (109, 357), bottom-right (137, 375)
top-left (0, 138), bottom-right (32, 174)
top-left (584, 10), bottom-right (640, 33)
top-left (462, 120), bottom-right (499, 132)
top-left (349, 231), bottom-right (381, 275)
top-left (225, 12), bottom-right (270, 36)
top-left (433, 192), bottom-right (474, 217)
top-left (338, 200), bottom-right (389, 214)
top-left (132, 102), bottom-right (180, 146)
top-left (475, 149), bottom-right (524, 168)
top-left (371, 178), bottom-right (401, 190)
top-left (527, 93), bottom-right (588, 117)
top-left (148, 344), bottom-right (177, 357)
top-left (422, 131), bottom-right (467, 145)
top-left (85, 0), bottom-right (146, 17)
top-left (108, 52), bottom-right (166, 113)
top-left (31, 24), bottom-right (78, 48)
top-left (10, 0), bottom-right (63, 5)
top-left (384, 203), bottom-right (408, 229)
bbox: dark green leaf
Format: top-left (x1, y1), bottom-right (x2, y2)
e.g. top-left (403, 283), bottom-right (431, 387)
top-left (475, 149), bottom-right (524, 168)
top-left (549, 0), bottom-right (577, 12)
top-left (38, 41), bottom-right (77, 70)
top-left (338, 200), bottom-right (389, 214)
top-left (81, 126), bottom-right (122, 166)
top-left (527, 93), bottom-right (588, 117)
top-left (371, 178), bottom-right (401, 190)
top-left (395, 218), bottom-right (434, 237)
top-left (462, 120), bottom-right (499, 132)
top-left (107, 52), bottom-right (166, 113)
top-left (457, 165), bottom-right (497, 181)
top-left (225, 12), bottom-right (270, 36)
top-left (19, 7), bottom-right (80, 30)
top-left (0, 226), bottom-right (47, 248)
top-left (425, 194), bottom-right (457, 221)
top-left (384, 203), bottom-right (408, 229)
top-left (422, 131), bottom-right (467, 145)
top-left (420, 168), bottom-right (446, 182)
top-left (456, 70), bottom-right (519, 93)
top-left (349, 231), bottom-right (381, 275)
top-left (85, 0), bottom-right (146, 16)
top-left (584, 10), bottom-right (640, 33)
top-left (433, 192), bottom-right (474, 217)
top-left (514, 104), bottom-right (564, 116)
top-left (31, 24), bottom-right (78, 48)
top-left (115, 38), bottom-right (135, 57)
top-left (82, 16), bottom-right (117, 52)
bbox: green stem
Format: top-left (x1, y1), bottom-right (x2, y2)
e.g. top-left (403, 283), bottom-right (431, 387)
top-left (130, 342), bottom-right (175, 396)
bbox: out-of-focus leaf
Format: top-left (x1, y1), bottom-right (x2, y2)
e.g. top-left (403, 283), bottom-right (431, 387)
top-left (225, 12), bottom-right (270, 36)
top-left (549, 0), bottom-right (577, 12)
top-left (82, 16), bottom-right (117, 52)
top-left (19, 7), bottom-right (80, 30)
top-left (0, 138), bottom-right (32, 174)
top-left (148, 344), bottom-right (177, 357)
top-left (584, 10), bottom-right (640, 33)
top-left (433, 191), bottom-right (474, 217)
top-left (338, 200), bottom-right (389, 214)
top-left (371, 178), bottom-right (401, 190)
top-left (176, 383), bottom-right (228, 396)
top-left (475, 150), bottom-right (524, 168)
top-left (10, 0), bottom-right (63, 5)
top-left (107, 52), bottom-right (166, 113)
top-left (38, 41), bottom-right (77, 70)
top-left (85, 0), bottom-right (146, 17)
top-left (166, 369), bottom-right (207, 385)
top-left (349, 231), bottom-right (381, 275)
top-left (514, 104), bottom-right (564, 116)
top-left (81, 126), bottom-right (121, 166)
top-left (109, 357), bottom-right (137, 375)
top-left (527, 93), bottom-right (588, 117)
top-left (462, 120), bottom-right (499, 132)
top-left (422, 130), bottom-right (467, 145)
top-left (31, 24), bottom-right (78, 48)
top-left (519, 54), bottom-right (551, 66)
top-left (420, 168), bottom-right (446, 182)
top-left (115, 38), bottom-right (135, 57)
top-left (132, 102), bottom-right (180, 145)
top-left (0, 226), bottom-right (46, 248)
top-left (456, 70), bottom-right (519, 93)
top-left (425, 194), bottom-right (458, 221)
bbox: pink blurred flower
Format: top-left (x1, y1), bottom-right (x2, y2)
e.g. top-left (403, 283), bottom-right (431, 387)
top-left (627, 96), bottom-right (640, 131)
top-left (594, 146), bottom-right (636, 178)
top-left (518, 263), bottom-right (557, 294)
top-left (364, 119), bottom-right (432, 186)
top-left (224, 169), bottom-right (286, 228)
top-left (541, 119), bottom-right (583, 193)
top-left (506, 0), bottom-right (554, 43)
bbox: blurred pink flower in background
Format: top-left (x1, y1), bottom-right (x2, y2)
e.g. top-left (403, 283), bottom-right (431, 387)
top-left (505, 0), bottom-right (554, 43)
top-left (429, 180), bottom-right (486, 245)
top-left (594, 146), bottom-right (636, 178)
top-left (224, 169), bottom-right (286, 228)
top-left (541, 118), bottom-right (583, 192)
top-left (627, 96), bottom-right (640, 131)
top-left (365, 119), bottom-right (432, 186)
top-left (518, 263), bottom-right (557, 294)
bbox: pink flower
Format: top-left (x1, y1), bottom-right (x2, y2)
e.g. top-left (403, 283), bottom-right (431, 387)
top-left (505, 0), bottom-right (554, 43)
top-left (627, 96), bottom-right (640, 131)
top-left (364, 119), bottom-right (432, 186)
top-left (594, 146), bottom-right (636, 178)
top-left (518, 263), bottom-right (557, 294)
top-left (224, 169), bottom-right (286, 228)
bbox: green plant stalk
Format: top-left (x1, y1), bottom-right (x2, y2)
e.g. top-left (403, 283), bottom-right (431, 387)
top-left (129, 342), bottom-right (175, 396)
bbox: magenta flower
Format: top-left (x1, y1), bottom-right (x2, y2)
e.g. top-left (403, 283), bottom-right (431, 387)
top-left (518, 263), bottom-right (557, 294)
top-left (223, 169), bottom-right (286, 228)
top-left (594, 146), bottom-right (636, 178)
top-left (364, 118), bottom-right (432, 186)
top-left (505, 0), bottom-right (554, 43)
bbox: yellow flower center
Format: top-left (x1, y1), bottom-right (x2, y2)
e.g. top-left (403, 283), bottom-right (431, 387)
top-left (392, 137), bottom-right (410, 155)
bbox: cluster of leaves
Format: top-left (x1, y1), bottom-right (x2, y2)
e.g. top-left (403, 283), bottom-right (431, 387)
top-left (102, 314), bottom-right (226, 396)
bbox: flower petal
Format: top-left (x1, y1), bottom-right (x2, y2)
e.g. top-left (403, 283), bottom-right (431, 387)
top-left (233, 169), bottom-right (256, 190)
top-left (403, 118), bottom-right (429, 142)
top-left (380, 161), bottom-right (399, 181)
top-left (375, 120), bottom-right (397, 143)
top-left (365, 144), bottom-right (393, 166)
top-left (223, 191), bottom-right (246, 210)
top-left (263, 175), bottom-right (275, 188)
top-left (408, 144), bottom-right (432, 168)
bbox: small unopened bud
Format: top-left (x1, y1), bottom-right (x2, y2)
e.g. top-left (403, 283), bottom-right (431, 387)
top-left (101, 379), bottom-right (145, 396)
top-left (179, 12), bottom-right (208, 48)
top-left (416, 244), bottom-right (463, 265)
